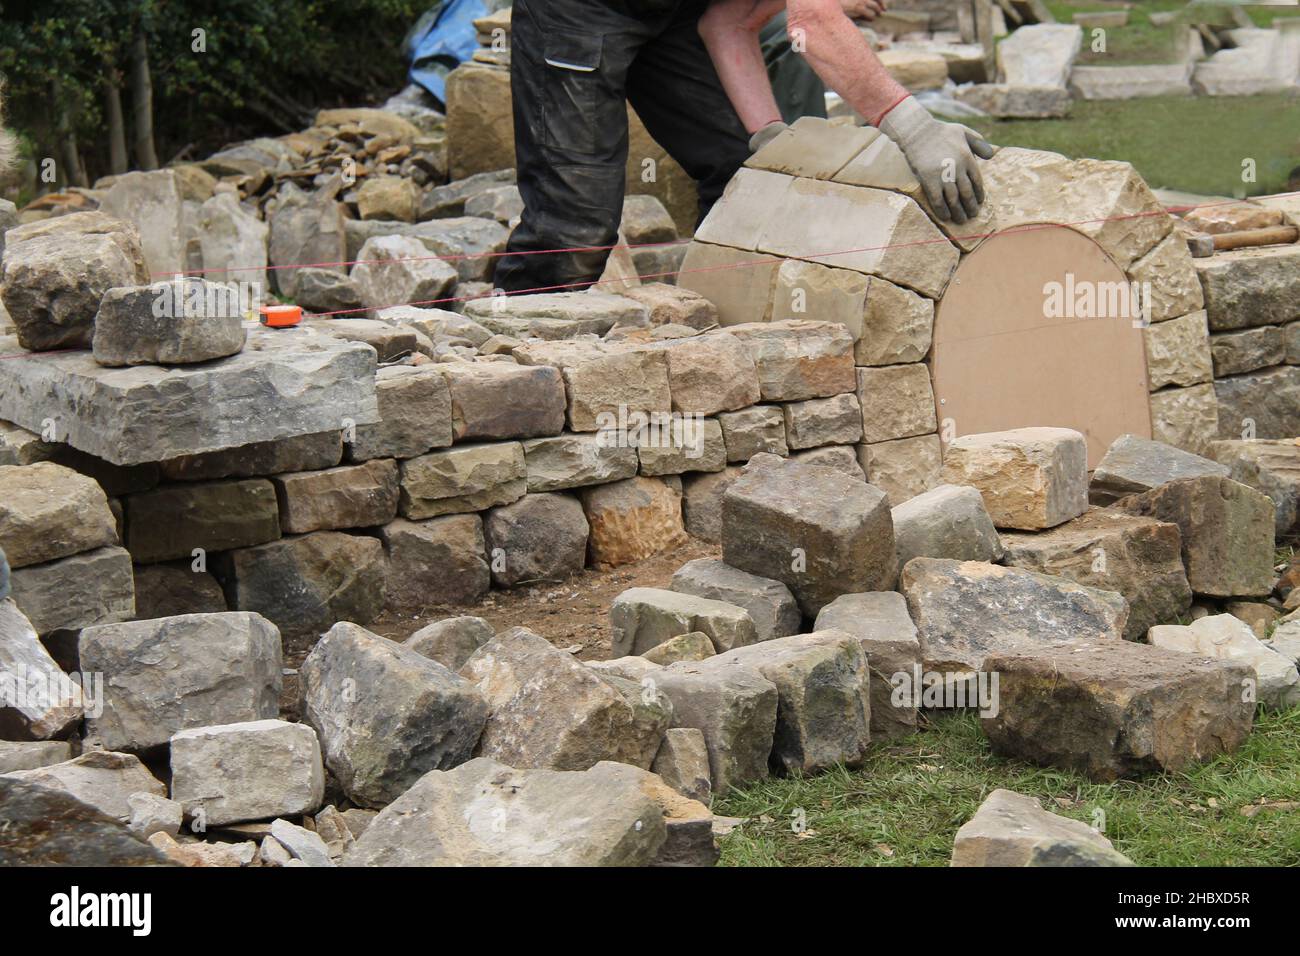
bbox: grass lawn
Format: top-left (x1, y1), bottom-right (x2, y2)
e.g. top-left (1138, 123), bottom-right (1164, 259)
top-left (965, 93), bottom-right (1300, 196)
top-left (715, 707), bottom-right (1300, 867)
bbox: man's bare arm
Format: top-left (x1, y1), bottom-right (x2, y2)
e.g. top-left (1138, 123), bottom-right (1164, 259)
top-left (784, 0), bottom-right (907, 125)
top-left (697, 0), bottom-right (788, 135)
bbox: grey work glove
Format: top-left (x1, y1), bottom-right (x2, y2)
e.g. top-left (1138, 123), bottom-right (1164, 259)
top-left (879, 96), bottom-right (995, 224)
top-left (748, 121), bottom-right (789, 154)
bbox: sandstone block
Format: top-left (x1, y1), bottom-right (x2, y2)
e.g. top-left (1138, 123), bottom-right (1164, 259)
top-left (941, 427), bottom-right (1088, 530)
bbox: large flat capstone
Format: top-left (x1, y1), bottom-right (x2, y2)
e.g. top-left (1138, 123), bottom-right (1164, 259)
top-left (0, 326), bottom-right (378, 466)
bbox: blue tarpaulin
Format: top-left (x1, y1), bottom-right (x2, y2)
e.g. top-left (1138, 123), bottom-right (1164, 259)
top-left (404, 0), bottom-right (492, 108)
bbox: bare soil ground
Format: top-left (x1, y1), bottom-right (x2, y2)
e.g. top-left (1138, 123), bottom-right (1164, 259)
top-left (279, 538), bottom-right (720, 717)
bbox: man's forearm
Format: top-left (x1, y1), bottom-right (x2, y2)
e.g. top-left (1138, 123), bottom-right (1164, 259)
top-left (786, 0), bottom-right (908, 125)
top-left (698, 0), bottom-right (785, 134)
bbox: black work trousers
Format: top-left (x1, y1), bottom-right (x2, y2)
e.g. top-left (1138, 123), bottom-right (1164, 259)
top-left (493, 0), bottom-right (751, 293)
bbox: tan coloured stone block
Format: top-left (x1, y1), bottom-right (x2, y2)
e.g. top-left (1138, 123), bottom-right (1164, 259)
top-left (856, 434), bottom-right (941, 505)
top-left (855, 364), bottom-right (938, 444)
top-left (1144, 310), bottom-right (1213, 390)
top-left (398, 442), bottom-right (526, 519)
top-left (580, 476), bottom-right (688, 567)
top-left (1149, 383), bottom-right (1220, 456)
top-left (676, 242), bottom-right (778, 328)
top-left (744, 117), bottom-right (878, 180)
top-left (941, 427), bottom-right (1088, 530)
top-left (693, 168), bottom-right (795, 250)
top-left (756, 178), bottom-right (959, 299)
top-left (641, 332), bottom-right (760, 416)
top-left (514, 340), bottom-right (671, 433)
top-left (1126, 231), bottom-right (1204, 323)
top-left (726, 320), bottom-right (857, 402)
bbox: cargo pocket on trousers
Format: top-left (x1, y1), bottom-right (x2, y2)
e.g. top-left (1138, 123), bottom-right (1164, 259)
top-left (542, 32), bottom-right (606, 157)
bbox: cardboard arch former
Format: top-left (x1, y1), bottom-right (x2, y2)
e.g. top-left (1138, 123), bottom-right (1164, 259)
top-left (678, 116), bottom-right (1209, 485)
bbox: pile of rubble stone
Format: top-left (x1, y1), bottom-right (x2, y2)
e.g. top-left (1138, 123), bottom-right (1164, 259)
top-left (2, 414), bottom-right (1298, 865)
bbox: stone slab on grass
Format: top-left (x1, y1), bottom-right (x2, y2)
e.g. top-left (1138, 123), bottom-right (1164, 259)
top-left (951, 789), bottom-right (1133, 867)
top-left (983, 641), bottom-right (1255, 781)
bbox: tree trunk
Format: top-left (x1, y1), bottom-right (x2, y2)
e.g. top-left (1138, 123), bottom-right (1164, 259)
top-left (51, 80), bottom-right (89, 189)
top-left (129, 25), bottom-right (159, 170)
top-left (105, 71), bottom-right (129, 175)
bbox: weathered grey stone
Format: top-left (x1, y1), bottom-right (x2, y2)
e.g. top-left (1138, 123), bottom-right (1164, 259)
top-left (1089, 433), bottom-right (1229, 506)
top-left (1149, 383), bottom-right (1220, 456)
top-left (855, 364), bottom-right (937, 444)
top-left (92, 281), bottom-right (245, 367)
top-left (1, 750), bottom-right (164, 824)
top-left (346, 216), bottom-right (508, 283)
top-left (902, 558), bottom-right (1128, 673)
top-left (351, 233), bottom-right (459, 316)
top-left (439, 361), bottom-right (566, 441)
top-left (272, 460), bottom-right (399, 534)
top-left (10, 546), bottom-right (135, 635)
top-left (954, 83), bottom-right (1071, 118)
top-left (718, 406), bottom-right (788, 462)
top-left (0, 462), bottom-right (118, 568)
top-left (0, 740), bottom-right (74, 773)
top-left (941, 427), bottom-right (1088, 530)
top-left (1001, 509), bottom-right (1192, 641)
top-left (651, 727), bottom-right (712, 804)
top-left (857, 434), bottom-right (942, 504)
top-left (379, 515), bottom-right (489, 611)
top-left (952, 789), bottom-right (1133, 867)
top-left (515, 340), bottom-right (673, 431)
top-left (645, 333), bottom-right (761, 416)
top-left (642, 632), bottom-right (716, 665)
top-left (1149, 614), bottom-right (1299, 710)
top-left (347, 366), bottom-right (453, 462)
top-left (484, 492), bottom-right (589, 587)
top-left (637, 418), bottom-right (726, 476)
top-left (213, 532), bottom-right (386, 639)
top-left (1211, 326), bottom-right (1286, 378)
top-left (2, 214), bottom-right (149, 350)
top-left (98, 169), bottom-right (186, 276)
top-left (198, 191), bottom-right (268, 292)
top-left (710, 632), bottom-right (871, 773)
top-left (891, 483), bottom-right (1003, 568)
top-left (722, 455), bottom-right (897, 615)
top-left (0, 599), bottom-right (82, 740)
top-left (0, 776), bottom-right (170, 865)
top-left (343, 758), bottom-right (668, 866)
top-left (681, 467), bottom-right (743, 543)
top-left (983, 641), bottom-right (1255, 780)
top-left (1115, 476), bottom-right (1275, 598)
top-left (159, 431), bottom-right (343, 482)
top-left (310, 318), bottom-right (419, 362)
top-left (1214, 367), bottom-right (1300, 441)
top-left (652, 660), bottom-right (778, 795)
top-left (1144, 310), bottom-right (1213, 389)
top-left (462, 627), bottom-right (671, 771)
top-left (997, 23), bottom-right (1082, 86)
top-left (782, 393), bottom-right (863, 450)
top-left (1209, 439), bottom-right (1300, 537)
top-left (130, 563), bottom-right (228, 620)
top-left (295, 267), bottom-right (363, 315)
top-left (622, 283), bottom-right (713, 329)
top-left (670, 558), bottom-right (801, 644)
top-left (725, 321), bottom-right (856, 402)
top-left (815, 591), bottom-right (922, 739)
top-left (399, 441), bottom-right (526, 519)
top-left (791, 444), bottom-right (866, 479)
top-left (0, 327), bottom-right (378, 467)
top-left (404, 616), bottom-right (494, 671)
top-left (268, 180), bottom-right (346, 299)
top-left (421, 169), bottom-right (515, 219)
top-left (521, 433), bottom-right (638, 492)
top-left (580, 476), bottom-right (687, 567)
top-left (78, 611), bottom-right (280, 753)
top-left (127, 792), bottom-right (182, 840)
top-left (125, 479), bottom-right (280, 563)
top-left (1195, 245), bottom-right (1300, 332)
top-left (463, 292), bottom-right (647, 339)
top-left (301, 622), bottom-right (489, 807)
top-left (610, 587), bottom-right (757, 657)
top-left (170, 720), bottom-right (325, 826)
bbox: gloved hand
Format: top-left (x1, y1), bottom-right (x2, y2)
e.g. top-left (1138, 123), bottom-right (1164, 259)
top-left (748, 121), bottom-right (789, 154)
top-left (879, 96), bottom-right (995, 224)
